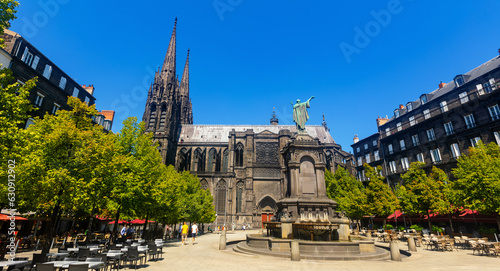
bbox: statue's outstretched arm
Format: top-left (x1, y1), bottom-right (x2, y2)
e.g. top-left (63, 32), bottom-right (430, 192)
top-left (290, 101), bottom-right (294, 106)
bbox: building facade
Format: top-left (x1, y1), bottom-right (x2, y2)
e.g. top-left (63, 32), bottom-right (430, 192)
top-left (142, 20), bottom-right (354, 229)
top-left (1, 30), bottom-right (113, 131)
top-left (352, 52), bottom-right (500, 186)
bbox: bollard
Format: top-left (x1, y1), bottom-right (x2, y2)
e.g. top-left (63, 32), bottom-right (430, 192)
top-left (290, 241), bottom-right (300, 261)
top-left (390, 241), bottom-right (402, 261)
top-left (219, 230), bottom-right (226, 250)
top-left (407, 237), bottom-right (417, 252)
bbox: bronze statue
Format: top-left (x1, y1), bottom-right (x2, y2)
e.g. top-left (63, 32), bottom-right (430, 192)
top-left (291, 96), bottom-right (314, 133)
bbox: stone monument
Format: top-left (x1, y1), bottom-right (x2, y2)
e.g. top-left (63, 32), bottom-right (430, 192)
top-left (269, 97), bottom-right (350, 240)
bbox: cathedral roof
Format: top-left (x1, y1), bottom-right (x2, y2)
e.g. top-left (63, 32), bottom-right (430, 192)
top-left (178, 125), bottom-right (335, 144)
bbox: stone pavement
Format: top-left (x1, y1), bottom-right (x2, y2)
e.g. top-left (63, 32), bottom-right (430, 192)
top-left (13, 230), bottom-right (500, 271)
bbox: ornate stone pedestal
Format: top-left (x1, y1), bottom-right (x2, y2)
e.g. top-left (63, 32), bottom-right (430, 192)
top-left (275, 132), bottom-right (349, 241)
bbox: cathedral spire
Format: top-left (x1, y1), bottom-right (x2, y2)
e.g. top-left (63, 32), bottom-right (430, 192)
top-left (180, 49), bottom-right (192, 124)
top-left (161, 18), bottom-right (177, 79)
top-left (180, 49), bottom-right (189, 96)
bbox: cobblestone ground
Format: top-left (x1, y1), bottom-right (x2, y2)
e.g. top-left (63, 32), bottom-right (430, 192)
top-left (14, 230), bottom-right (500, 271)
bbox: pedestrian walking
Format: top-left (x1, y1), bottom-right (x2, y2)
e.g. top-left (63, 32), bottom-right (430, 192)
top-left (181, 222), bottom-right (189, 245)
top-left (191, 222), bottom-right (198, 245)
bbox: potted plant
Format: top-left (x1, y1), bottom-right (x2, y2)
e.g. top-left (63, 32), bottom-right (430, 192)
top-left (431, 225), bottom-right (443, 235)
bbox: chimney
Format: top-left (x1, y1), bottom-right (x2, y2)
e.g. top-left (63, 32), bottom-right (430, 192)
top-left (353, 134), bottom-right (359, 144)
top-left (439, 81), bottom-right (447, 89)
top-left (82, 84), bottom-right (95, 95)
top-left (376, 115), bottom-right (389, 128)
top-left (498, 48), bottom-right (500, 55)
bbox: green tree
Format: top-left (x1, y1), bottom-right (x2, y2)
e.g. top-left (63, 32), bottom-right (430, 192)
top-left (325, 167), bottom-right (367, 229)
top-left (0, 67), bottom-right (36, 207)
top-left (0, 0), bottom-right (18, 45)
top-left (17, 97), bottom-right (106, 252)
top-left (452, 141), bottom-right (500, 231)
top-left (364, 164), bottom-right (398, 227)
top-left (401, 162), bottom-right (452, 233)
top-left (394, 184), bottom-right (418, 226)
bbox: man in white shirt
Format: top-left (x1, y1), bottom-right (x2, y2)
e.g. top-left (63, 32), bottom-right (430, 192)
top-left (191, 222), bottom-right (198, 245)
top-left (120, 225), bottom-right (127, 237)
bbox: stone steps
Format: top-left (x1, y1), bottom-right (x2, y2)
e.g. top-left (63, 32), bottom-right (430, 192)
top-left (233, 241), bottom-right (391, 261)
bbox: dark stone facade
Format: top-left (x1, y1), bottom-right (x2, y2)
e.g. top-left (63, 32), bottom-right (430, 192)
top-left (352, 54), bottom-right (500, 186)
top-left (142, 20), bottom-right (354, 229)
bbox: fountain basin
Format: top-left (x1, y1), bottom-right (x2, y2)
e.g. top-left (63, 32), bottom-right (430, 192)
top-left (234, 234), bottom-right (390, 261)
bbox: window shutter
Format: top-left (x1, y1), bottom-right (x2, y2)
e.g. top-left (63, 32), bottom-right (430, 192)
top-left (31, 56), bottom-right (39, 70)
top-left (494, 132), bottom-right (500, 146)
top-left (430, 150), bottom-right (435, 163)
top-left (476, 84), bottom-right (484, 95)
top-left (21, 47), bottom-right (28, 61)
top-left (490, 78), bottom-right (497, 90)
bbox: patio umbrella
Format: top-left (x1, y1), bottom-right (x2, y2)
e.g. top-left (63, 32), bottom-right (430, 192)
top-left (108, 220), bottom-right (130, 224)
top-left (130, 219), bottom-right (155, 224)
top-left (0, 213), bottom-right (28, 221)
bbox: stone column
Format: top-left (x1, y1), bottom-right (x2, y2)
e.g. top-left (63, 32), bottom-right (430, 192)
top-left (219, 230), bottom-right (226, 250)
top-left (290, 241), bottom-right (300, 261)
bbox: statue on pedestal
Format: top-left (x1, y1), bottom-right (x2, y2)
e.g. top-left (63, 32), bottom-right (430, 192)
top-left (291, 96), bottom-right (314, 133)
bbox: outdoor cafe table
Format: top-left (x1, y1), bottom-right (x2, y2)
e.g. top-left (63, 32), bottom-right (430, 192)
top-left (0, 260), bottom-right (29, 270)
top-left (120, 247), bottom-right (147, 253)
top-left (47, 252), bottom-right (70, 260)
top-left (47, 260), bottom-right (105, 270)
top-left (67, 247), bottom-right (101, 253)
top-left (105, 252), bottom-right (124, 269)
top-left (480, 242), bottom-right (498, 256)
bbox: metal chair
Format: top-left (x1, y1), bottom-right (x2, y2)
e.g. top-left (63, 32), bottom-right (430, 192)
top-left (147, 244), bottom-right (158, 261)
top-left (123, 248), bottom-right (139, 269)
top-left (68, 264), bottom-right (88, 271)
top-left (35, 263), bottom-right (54, 271)
top-left (77, 248), bottom-right (90, 261)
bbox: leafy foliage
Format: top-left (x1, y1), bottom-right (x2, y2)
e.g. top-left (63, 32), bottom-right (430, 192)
top-left (452, 141), bottom-right (500, 230)
top-left (325, 167), bottom-right (367, 220)
top-left (0, 0), bottom-right (18, 46)
top-left (364, 164), bottom-right (398, 224)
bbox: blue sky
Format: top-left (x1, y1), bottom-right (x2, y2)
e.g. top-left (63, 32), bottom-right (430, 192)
top-left (10, 0), bottom-right (500, 152)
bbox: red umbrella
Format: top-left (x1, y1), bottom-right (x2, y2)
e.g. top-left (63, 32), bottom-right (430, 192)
top-left (108, 220), bottom-right (130, 224)
top-left (130, 219), bottom-right (155, 224)
top-left (0, 213), bottom-right (28, 221)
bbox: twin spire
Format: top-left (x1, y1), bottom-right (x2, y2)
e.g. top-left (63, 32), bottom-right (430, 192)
top-left (159, 17), bottom-right (190, 96)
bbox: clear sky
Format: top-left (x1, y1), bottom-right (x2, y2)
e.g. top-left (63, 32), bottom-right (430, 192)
top-left (9, 0), bottom-right (500, 152)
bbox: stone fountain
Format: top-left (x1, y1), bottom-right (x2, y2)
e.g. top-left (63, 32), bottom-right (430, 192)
top-left (233, 97), bottom-right (390, 260)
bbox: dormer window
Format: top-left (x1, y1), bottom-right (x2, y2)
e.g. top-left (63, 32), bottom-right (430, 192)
top-left (394, 109), bottom-right (400, 118)
top-left (406, 102), bottom-right (413, 112)
top-left (454, 75), bottom-right (465, 87)
top-left (420, 94), bottom-right (427, 105)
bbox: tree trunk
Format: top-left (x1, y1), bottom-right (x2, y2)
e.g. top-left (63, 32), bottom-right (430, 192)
top-left (85, 204), bottom-right (96, 245)
top-left (427, 210), bottom-right (432, 234)
top-left (447, 213), bottom-right (454, 234)
top-left (496, 214), bottom-right (500, 232)
top-left (143, 213), bottom-right (149, 240)
top-left (42, 191), bottom-right (63, 253)
top-left (111, 208), bottom-right (120, 244)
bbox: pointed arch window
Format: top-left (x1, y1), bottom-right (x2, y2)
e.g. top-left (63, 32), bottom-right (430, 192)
top-left (200, 179), bottom-right (208, 190)
top-left (178, 148), bottom-right (191, 171)
top-left (194, 148), bottom-right (206, 172)
top-left (216, 180), bottom-right (227, 214)
top-left (235, 143), bottom-right (244, 167)
top-left (149, 104), bottom-right (157, 129)
top-left (222, 149), bottom-right (229, 172)
top-left (208, 148), bottom-right (216, 172)
top-left (236, 181), bottom-right (244, 213)
top-left (159, 104), bottom-right (167, 128)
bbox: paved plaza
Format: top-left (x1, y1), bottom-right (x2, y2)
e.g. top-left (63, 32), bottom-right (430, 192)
top-left (13, 230), bottom-right (499, 271)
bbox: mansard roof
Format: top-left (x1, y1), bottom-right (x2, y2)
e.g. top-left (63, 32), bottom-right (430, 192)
top-left (388, 55), bottom-right (500, 123)
top-left (179, 125), bottom-right (335, 144)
